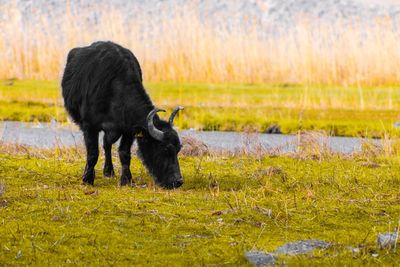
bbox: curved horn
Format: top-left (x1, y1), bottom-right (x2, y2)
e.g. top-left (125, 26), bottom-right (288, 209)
top-left (169, 106), bottom-right (184, 125)
top-left (147, 108), bottom-right (165, 141)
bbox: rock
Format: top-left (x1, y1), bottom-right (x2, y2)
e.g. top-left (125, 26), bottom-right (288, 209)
top-left (345, 246), bottom-right (361, 254)
top-left (377, 232), bottom-right (398, 249)
top-left (245, 250), bottom-right (277, 267)
top-left (265, 125), bottom-right (282, 134)
top-left (275, 240), bottom-right (331, 255)
top-left (0, 181), bottom-right (4, 196)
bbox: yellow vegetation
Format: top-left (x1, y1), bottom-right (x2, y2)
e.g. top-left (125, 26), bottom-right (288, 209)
top-left (1, 3), bottom-right (400, 85)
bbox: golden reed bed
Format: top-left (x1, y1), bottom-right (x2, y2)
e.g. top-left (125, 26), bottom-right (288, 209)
top-left (1, 3), bottom-right (400, 85)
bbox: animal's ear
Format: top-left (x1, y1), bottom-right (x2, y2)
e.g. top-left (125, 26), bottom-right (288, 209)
top-left (169, 106), bottom-right (184, 126)
top-left (133, 125), bottom-right (147, 138)
top-left (135, 131), bottom-right (144, 139)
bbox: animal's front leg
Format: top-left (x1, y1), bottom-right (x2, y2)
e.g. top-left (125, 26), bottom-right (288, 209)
top-left (118, 134), bottom-right (134, 186)
top-left (103, 131), bottom-right (120, 178)
top-left (82, 129), bottom-right (99, 185)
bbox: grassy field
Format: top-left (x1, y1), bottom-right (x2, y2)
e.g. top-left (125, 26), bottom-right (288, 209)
top-left (3, 2), bottom-right (400, 266)
top-left (1, 80), bottom-right (400, 137)
top-left (0, 144), bottom-right (400, 265)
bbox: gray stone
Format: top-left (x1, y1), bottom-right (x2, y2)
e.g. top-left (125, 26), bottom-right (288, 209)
top-left (377, 232), bottom-right (398, 249)
top-left (245, 250), bottom-right (277, 267)
top-left (275, 240), bottom-right (331, 255)
top-left (265, 125), bottom-right (282, 134)
top-left (346, 246), bottom-right (361, 254)
top-left (0, 181), bottom-right (4, 196)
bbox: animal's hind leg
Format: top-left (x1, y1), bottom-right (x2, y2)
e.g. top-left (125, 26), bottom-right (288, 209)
top-left (103, 131), bottom-right (120, 178)
top-left (82, 129), bottom-right (99, 185)
top-left (118, 134), bottom-right (134, 186)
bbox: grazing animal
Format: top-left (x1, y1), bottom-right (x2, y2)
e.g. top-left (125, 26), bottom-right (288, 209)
top-left (61, 41), bottom-right (184, 189)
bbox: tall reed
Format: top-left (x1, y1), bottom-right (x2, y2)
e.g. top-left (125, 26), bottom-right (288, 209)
top-left (1, 2), bottom-right (400, 85)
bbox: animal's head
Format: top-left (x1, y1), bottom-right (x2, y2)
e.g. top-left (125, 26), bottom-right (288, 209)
top-left (137, 107), bottom-right (184, 189)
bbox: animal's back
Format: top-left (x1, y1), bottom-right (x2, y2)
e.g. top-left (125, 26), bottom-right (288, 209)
top-left (61, 41), bottom-right (143, 127)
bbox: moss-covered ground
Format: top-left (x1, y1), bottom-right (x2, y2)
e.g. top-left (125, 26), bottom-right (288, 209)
top-left (1, 146), bottom-right (400, 265)
top-left (2, 80), bottom-right (400, 137)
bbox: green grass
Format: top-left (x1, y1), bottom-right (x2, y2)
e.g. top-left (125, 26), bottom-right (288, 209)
top-left (2, 79), bottom-right (399, 265)
top-left (1, 148), bottom-right (400, 265)
top-left (1, 80), bottom-right (400, 137)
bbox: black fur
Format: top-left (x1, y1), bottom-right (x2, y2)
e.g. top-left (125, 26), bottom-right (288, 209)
top-left (61, 41), bottom-right (183, 188)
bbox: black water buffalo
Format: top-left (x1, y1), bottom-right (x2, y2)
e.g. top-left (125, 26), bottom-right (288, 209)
top-left (61, 41), bottom-right (184, 189)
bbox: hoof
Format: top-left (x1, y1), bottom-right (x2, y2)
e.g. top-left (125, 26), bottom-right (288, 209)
top-left (119, 179), bottom-right (133, 187)
top-left (82, 171), bottom-right (95, 185)
top-left (82, 179), bottom-right (94, 186)
top-left (103, 167), bottom-right (115, 178)
top-left (119, 173), bottom-right (132, 186)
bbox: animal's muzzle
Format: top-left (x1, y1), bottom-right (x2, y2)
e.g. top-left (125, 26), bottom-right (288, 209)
top-left (172, 178), bottom-right (183, 188)
top-left (163, 177), bottom-right (183, 189)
